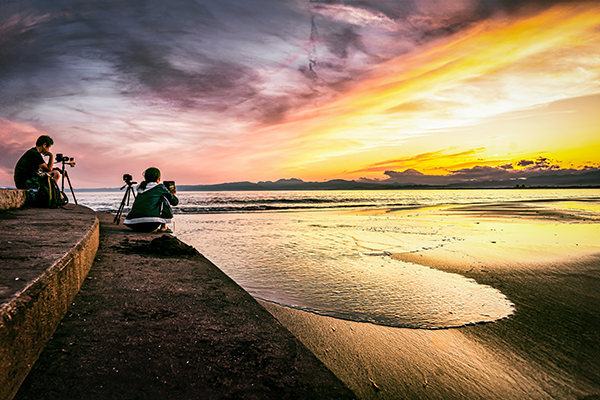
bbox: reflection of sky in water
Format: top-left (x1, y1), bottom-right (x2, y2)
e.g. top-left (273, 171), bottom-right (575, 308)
top-left (75, 189), bottom-right (600, 329)
top-left (176, 211), bottom-right (515, 329)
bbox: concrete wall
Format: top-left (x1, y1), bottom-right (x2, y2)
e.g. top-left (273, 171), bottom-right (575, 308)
top-left (0, 206), bottom-right (100, 400)
top-left (0, 189), bottom-right (28, 211)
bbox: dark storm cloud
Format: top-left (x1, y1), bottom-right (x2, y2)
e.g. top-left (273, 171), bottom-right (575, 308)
top-left (445, 157), bottom-right (582, 181)
top-left (323, 26), bottom-right (364, 59)
top-left (379, 167), bottom-right (514, 186)
top-left (318, 0), bottom-right (589, 47)
top-left (85, 1), bottom-right (266, 110)
top-left (352, 0), bottom-right (586, 19)
top-left (2, 0), bottom-right (580, 117)
top-left (115, 40), bottom-right (261, 111)
top-left (0, 0), bottom-right (303, 121)
top-left (0, 8), bottom-right (63, 116)
top-left (517, 160), bottom-right (535, 167)
top-left (450, 165), bottom-right (514, 179)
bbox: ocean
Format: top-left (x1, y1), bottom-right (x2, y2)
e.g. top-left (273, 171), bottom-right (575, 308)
top-left (75, 188), bottom-right (600, 329)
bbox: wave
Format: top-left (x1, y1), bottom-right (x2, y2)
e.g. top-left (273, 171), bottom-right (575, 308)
top-left (174, 202), bottom-right (424, 214)
top-left (75, 188), bottom-right (600, 215)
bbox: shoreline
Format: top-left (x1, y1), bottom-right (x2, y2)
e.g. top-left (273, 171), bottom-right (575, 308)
top-left (259, 252), bottom-right (600, 399)
top-left (256, 202), bottom-right (600, 399)
top-left (71, 185), bottom-right (600, 193)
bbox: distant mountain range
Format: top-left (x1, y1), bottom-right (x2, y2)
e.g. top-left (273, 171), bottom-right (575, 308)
top-left (75, 169), bottom-right (600, 191)
top-left (176, 170), bottom-right (600, 191)
top-left (177, 178), bottom-right (403, 191)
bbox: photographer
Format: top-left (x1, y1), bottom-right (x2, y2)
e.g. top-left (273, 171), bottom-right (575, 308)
top-left (123, 167), bottom-right (178, 233)
top-left (14, 135), bottom-right (61, 189)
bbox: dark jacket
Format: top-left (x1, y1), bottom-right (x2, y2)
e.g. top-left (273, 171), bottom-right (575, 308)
top-left (124, 183), bottom-right (179, 224)
top-left (14, 148), bottom-right (45, 189)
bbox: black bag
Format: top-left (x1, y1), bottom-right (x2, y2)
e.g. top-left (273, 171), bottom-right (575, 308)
top-left (28, 174), bottom-right (68, 208)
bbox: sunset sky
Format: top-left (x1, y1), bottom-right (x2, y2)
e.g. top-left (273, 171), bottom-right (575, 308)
top-left (1, 0), bottom-right (599, 188)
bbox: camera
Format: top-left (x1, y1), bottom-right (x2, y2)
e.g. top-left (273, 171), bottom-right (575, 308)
top-left (53, 153), bottom-right (78, 205)
top-left (55, 153), bottom-right (75, 167)
top-left (123, 174), bottom-right (136, 185)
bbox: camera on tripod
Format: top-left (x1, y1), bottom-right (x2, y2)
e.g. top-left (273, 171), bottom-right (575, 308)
top-left (115, 173), bottom-right (137, 224)
top-left (55, 153), bottom-right (75, 167)
top-left (54, 153), bottom-right (78, 205)
top-left (123, 174), bottom-right (136, 185)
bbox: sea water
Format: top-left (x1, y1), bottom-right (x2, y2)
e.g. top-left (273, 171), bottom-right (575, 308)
top-left (76, 188), bottom-right (600, 329)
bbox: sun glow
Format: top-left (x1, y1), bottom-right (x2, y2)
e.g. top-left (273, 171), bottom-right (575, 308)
top-left (252, 3), bottom-right (600, 179)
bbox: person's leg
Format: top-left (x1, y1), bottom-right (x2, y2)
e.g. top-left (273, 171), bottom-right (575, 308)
top-left (158, 223), bottom-right (172, 233)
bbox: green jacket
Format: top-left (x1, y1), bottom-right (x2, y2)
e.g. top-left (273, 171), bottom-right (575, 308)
top-left (124, 183), bottom-right (179, 224)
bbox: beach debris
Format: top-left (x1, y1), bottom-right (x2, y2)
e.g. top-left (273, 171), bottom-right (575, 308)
top-left (369, 378), bottom-right (381, 392)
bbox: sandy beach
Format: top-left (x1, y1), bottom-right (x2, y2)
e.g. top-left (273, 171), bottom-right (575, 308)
top-left (260, 199), bottom-right (600, 399)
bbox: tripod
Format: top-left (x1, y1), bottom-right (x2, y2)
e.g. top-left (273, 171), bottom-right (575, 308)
top-left (114, 180), bottom-right (137, 224)
top-left (57, 157), bottom-right (78, 205)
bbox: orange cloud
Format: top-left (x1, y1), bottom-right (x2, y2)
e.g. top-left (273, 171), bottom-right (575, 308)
top-left (244, 3), bottom-right (600, 179)
top-left (348, 148), bottom-right (486, 175)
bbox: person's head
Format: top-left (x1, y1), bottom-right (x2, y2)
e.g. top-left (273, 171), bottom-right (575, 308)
top-left (144, 167), bottom-right (161, 183)
top-left (139, 167), bottom-right (161, 190)
top-left (35, 135), bottom-right (54, 151)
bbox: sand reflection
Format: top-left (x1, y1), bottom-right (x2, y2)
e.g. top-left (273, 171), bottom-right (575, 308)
top-left (260, 199), bottom-right (600, 399)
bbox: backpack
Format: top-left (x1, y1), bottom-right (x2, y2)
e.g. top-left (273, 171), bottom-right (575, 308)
top-left (29, 174), bottom-right (68, 208)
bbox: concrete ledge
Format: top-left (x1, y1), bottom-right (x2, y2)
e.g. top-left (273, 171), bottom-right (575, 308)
top-left (0, 205), bottom-right (99, 400)
top-left (0, 189), bottom-right (28, 211)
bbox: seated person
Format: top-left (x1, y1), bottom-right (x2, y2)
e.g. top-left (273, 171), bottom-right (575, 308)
top-left (123, 167), bottom-right (178, 233)
top-left (14, 135), bottom-right (61, 189)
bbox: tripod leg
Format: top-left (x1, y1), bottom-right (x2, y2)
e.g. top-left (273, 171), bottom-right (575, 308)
top-left (64, 170), bottom-right (78, 205)
top-left (114, 186), bottom-right (136, 224)
top-left (61, 165), bottom-right (66, 192)
top-left (114, 189), bottom-right (129, 224)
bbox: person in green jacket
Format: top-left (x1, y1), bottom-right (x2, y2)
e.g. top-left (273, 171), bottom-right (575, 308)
top-left (124, 167), bottom-right (178, 233)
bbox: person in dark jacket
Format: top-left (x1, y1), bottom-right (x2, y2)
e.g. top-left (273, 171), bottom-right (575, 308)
top-left (14, 135), bottom-right (61, 189)
top-left (123, 167), bottom-right (178, 233)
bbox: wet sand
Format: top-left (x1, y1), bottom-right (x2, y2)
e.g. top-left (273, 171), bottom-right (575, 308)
top-left (260, 200), bottom-right (600, 399)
